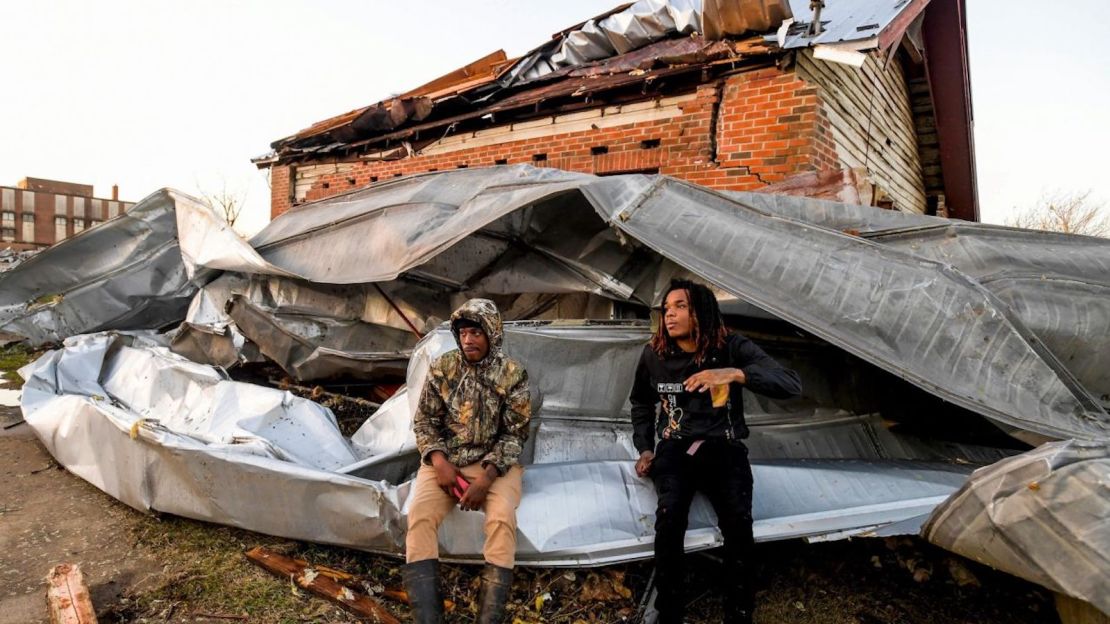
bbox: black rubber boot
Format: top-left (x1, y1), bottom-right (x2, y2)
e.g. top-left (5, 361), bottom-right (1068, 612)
top-left (401, 559), bottom-right (444, 624)
top-left (476, 563), bottom-right (513, 624)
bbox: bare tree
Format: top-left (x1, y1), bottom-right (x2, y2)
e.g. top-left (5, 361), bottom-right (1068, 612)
top-left (1007, 190), bottom-right (1110, 237)
top-left (198, 178), bottom-right (247, 228)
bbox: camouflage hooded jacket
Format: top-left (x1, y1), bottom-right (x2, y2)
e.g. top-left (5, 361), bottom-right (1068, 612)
top-left (413, 299), bottom-right (531, 475)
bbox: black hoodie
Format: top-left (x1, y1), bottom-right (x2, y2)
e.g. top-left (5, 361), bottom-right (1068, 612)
top-left (629, 333), bottom-right (802, 454)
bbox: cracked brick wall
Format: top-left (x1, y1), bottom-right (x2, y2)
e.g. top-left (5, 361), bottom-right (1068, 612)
top-left (270, 64), bottom-right (840, 219)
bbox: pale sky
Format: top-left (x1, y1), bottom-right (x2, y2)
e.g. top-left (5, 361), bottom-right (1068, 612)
top-left (1, 0), bottom-right (1107, 235)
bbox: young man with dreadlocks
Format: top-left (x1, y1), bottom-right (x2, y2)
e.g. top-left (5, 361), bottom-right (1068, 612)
top-left (630, 279), bottom-right (802, 624)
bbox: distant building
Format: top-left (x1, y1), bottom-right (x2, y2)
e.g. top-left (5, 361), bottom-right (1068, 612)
top-left (0, 177), bottom-right (134, 251)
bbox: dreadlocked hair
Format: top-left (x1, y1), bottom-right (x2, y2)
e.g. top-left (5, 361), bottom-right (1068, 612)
top-left (650, 278), bottom-right (729, 364)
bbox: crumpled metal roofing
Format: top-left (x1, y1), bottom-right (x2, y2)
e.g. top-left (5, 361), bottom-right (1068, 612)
top-left (183, 165), bottom-right (1108, 443)
top-left (11, 166), bottom-right (1108, 601)
top-left (21, 329), bottom-right (976, 566)
top-left (502, 0), bottom-right (790, 84)
top-left (0, 189), bottom-right (198, 347)
top-left (730, 191), bottom-right (1110, 409)
top-left (923, 439), bottom-right (1110, 614)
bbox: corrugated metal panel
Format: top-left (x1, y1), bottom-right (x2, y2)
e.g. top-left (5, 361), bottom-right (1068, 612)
top-left (187, 166), bottom-right (1110, 442)
top-left (780, 0), bottom-right (915, 48)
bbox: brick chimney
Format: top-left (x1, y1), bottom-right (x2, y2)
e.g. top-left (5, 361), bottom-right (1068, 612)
top-left (111, 184), bottom-right (119, 201)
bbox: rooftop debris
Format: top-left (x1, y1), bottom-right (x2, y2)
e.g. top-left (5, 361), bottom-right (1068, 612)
top-left (257, 0), bottom-right (944, 168)
top-left (923, 439), bottom-right (1110, 615)
top-left (0, 189), bottom-right (198, 347)
top-left (9, 167), bottom-right (1110, 611)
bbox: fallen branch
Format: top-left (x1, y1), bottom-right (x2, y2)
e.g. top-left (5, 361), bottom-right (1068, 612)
top-left (244, 547), bottom-right (399, 624)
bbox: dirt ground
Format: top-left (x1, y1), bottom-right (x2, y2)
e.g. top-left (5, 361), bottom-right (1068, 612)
top-left (0, 407), bottom-right (163, 624)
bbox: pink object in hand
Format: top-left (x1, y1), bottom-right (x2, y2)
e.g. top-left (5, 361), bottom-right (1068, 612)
top-left (451, 475), bottom-right (470, 499)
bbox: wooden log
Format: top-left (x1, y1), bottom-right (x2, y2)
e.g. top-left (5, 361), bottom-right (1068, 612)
top-left (45, 563), bottom-right (98, 624)
top-left (244, 547), bottom-right (400, 624)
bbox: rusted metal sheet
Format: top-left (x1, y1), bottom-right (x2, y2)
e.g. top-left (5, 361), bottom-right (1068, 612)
top-left (271, 51), bottom-right (510, 154)
top-left (702, 0), bottom-right (793, 40)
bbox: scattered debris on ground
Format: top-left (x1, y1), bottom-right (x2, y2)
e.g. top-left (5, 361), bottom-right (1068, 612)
top-left (45, 563), bottom-right (97, 624)
top-left (96, 510), bottom-right (1059, 624)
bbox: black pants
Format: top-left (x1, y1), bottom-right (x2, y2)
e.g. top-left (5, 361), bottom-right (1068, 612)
top-left (652, 437), bottom-right (755, 623)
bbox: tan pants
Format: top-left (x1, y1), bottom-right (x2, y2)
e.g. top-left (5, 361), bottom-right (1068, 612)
top-left (405, 463), bottom-right (524, 568)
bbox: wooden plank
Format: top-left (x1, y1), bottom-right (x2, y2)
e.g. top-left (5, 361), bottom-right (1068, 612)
top-left (801, 51), bottom-right (920, 166)
top-left (796, 51), bottom-right (927, 213)
top-left (820, 103), bottom-right (926, 212)
top-left (244, 547), bottom-right (400, 624)
top-left (799, 51), bottom-right (920, 162)
top-left (45, 563), bottom-right (98, 624)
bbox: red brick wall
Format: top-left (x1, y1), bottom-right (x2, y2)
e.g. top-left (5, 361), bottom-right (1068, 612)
top-left (270, 65), bottom-right (838, 218)
top-left (269, 165), bottom-right (293, 219)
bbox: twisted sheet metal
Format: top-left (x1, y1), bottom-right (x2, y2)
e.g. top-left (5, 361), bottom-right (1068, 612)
top-left (177, 166), bottom-right (1107, 442)
top-left (0, 189), bottom-right (198, 346)
top-left (732, 190), bottom-right (1110, 408)
top-left (22, 330), bottom-right (973, 566)
top-left (923, 440), bottom-right (1110, 615)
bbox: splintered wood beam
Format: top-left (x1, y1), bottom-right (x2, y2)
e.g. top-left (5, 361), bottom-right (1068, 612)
top-left (45, 563), bottom-right (98, 624)
top-left (244, 547), bottom-right (400, 624)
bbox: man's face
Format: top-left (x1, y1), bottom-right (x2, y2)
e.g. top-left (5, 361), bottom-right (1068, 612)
top-left (663, 289), bottom-right (693, 340)
top-left (459, 326), bottom-right (490, 362)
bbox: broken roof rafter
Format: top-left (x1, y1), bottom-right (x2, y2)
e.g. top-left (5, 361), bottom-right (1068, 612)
top-left (268, 40), bottom-right (777, 168)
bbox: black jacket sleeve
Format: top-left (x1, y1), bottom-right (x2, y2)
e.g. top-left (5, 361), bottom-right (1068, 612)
top-left (629, 346), bottom-right (659, 455)
top-left (730, 335), bottom-right (802, 400)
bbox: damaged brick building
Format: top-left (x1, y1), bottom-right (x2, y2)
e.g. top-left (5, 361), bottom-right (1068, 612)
top-left (255, 0), bottom-right (976, 223)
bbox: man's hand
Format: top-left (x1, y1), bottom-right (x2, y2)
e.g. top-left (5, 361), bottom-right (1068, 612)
top-left (430, 451), bottom-right (463, 497)
top-left (459, 464), bottom-right (499, 511)
top-left (684, 368), bottom-right (745, 393)
top-left (635, 450), bottom-right (654, 478)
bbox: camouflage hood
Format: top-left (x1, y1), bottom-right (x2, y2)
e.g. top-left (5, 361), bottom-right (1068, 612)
top-left (449, 298), bottom-right (503, 361)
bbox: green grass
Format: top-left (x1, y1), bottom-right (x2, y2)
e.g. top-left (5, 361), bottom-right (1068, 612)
top-left (103, 516), bottom-right (386, 623)
top-left (99, 513), bottom-right (650, 624)
top-left (0, 343), bottom-right (36, 387)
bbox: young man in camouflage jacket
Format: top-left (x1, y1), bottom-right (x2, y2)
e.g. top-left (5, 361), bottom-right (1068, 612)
top-left (402, 298), bottom-right (531, 624)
